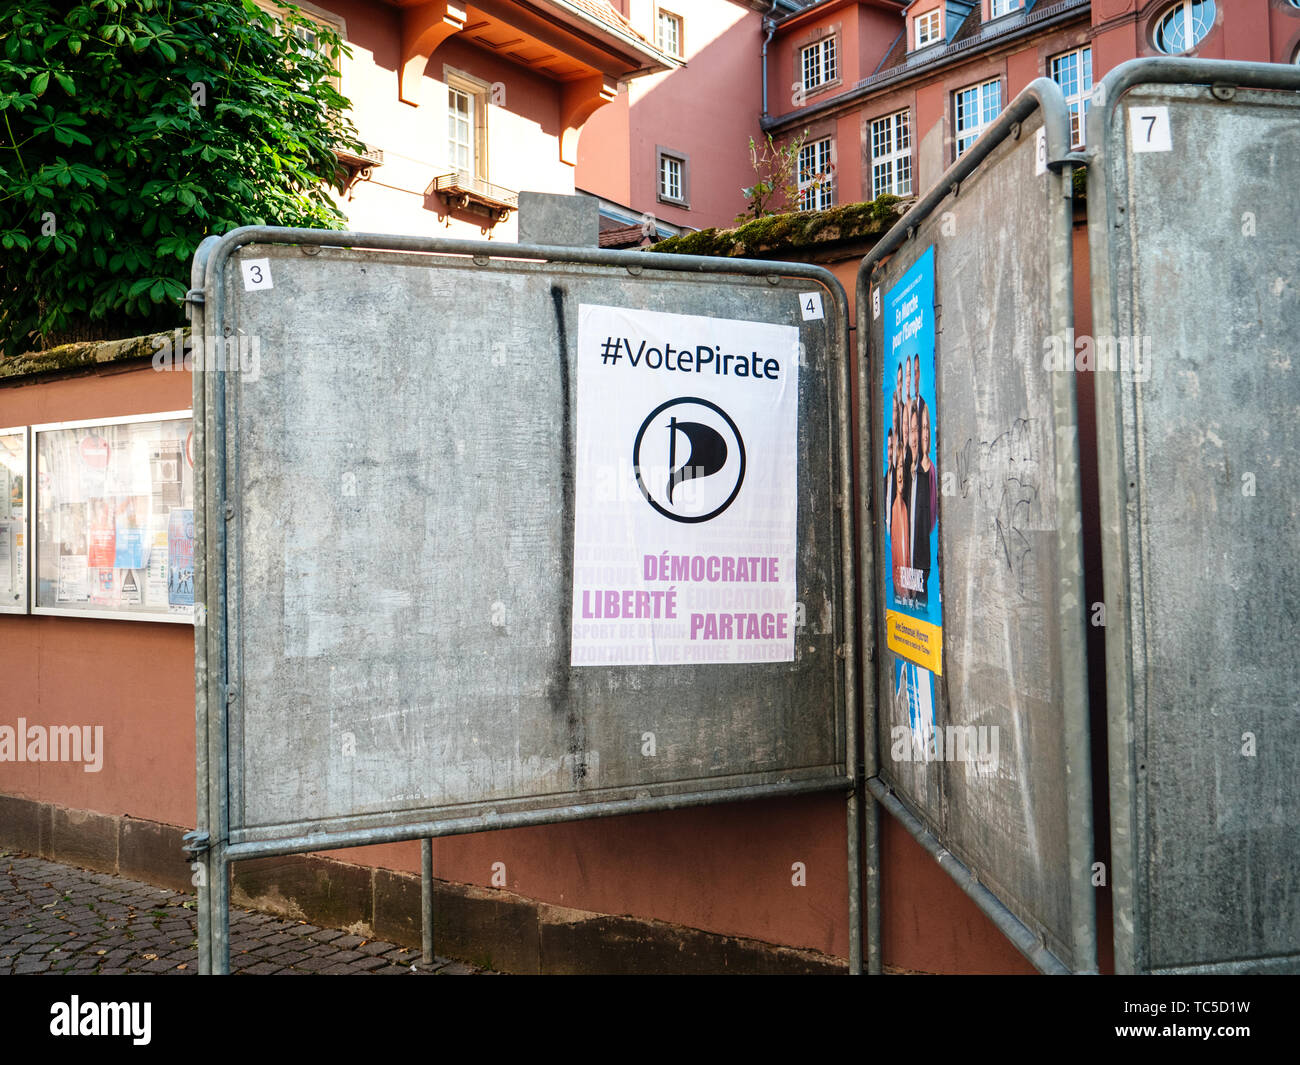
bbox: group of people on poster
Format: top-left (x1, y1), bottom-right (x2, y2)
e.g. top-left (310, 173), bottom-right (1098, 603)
top-left (884, 351), bottom-right (937, 608)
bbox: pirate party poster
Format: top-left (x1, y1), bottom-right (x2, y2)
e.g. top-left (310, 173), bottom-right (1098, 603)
top-left (570, 303), bottom-right (799, 666)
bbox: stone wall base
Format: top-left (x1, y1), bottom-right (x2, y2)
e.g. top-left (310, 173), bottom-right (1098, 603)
top-left (0, 794), bottom-right (845, 974)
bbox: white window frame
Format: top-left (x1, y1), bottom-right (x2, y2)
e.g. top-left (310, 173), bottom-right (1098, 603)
top-left (656, 9), bottom-right (683, 58)
top-left (445, 68), bottom-right (490, 180)
top-left (801, 36), bottom-right (838, 92)
top-left (1050, 45), bottom-right (1093, 148)
top-left (253, 0), bottom-right (346, 92)
top-left (447, 86), bottom-right (474, 175)
top-left (657, 148), bottom-right (689, 207)
top-left (660, 155), bottom-right (682, 201)
top-left (915, 9), bottom-right (941, 49)
top-left (1153, 1), bottom-right (1216, 55)
top-left (989, 0), bottom-right (1021, 18)
top-left (954, 77), bottom-right (1002, 158)
top-left (870, 109), bottom-right (912, 198)
top-left (798, 137), bottom-right (834, 211)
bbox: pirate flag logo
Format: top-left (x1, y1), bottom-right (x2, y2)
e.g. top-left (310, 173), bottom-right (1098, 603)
top-left (633, 397), bottom-right (746, 523)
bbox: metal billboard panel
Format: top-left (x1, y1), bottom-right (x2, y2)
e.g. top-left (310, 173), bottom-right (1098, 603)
top-left (858, 82), bottom-right (1095, 973)
top-left (1088, 59), bottom-right (1300, 975)
top-left (191, 231), bottom-right (854, 858)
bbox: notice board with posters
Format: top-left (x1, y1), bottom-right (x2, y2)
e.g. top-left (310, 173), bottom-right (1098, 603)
top-left (193, 231), bottom-right (855, 854)
top-left (31, 412), bottom-right (195, 624)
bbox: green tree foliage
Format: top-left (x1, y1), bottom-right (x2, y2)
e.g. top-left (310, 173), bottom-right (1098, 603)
top-left (0, 0), bottom-right (363, 354)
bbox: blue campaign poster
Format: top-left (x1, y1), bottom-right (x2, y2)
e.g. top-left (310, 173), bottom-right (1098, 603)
top-left (894, 658), bottom-right (936, 753)
top-left (880, 245), bottom-right (943, 674)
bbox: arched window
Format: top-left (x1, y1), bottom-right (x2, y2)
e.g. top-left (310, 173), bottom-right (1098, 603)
top-left (1153, 1), bottom-right (1215, 55)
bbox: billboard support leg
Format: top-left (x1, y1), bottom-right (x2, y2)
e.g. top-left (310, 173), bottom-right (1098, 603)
top-left (421, 838), bottom-right (435, 966)
top-left (848, 785), bottom-right (861, 974)
top-left (196, 848), bottom-right (211, 974)
top-left (206, 844), bottom-right (230, 975)
top-left (189, 829), bottom-right (226, 974)
top-left (864, 791), bottom-right (882, 974)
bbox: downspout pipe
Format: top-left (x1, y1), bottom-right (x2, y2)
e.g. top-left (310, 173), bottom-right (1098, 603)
top-left (761, 1), bottom-right (779, 119)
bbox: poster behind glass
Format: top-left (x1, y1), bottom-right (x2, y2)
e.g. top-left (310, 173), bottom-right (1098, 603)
top-left (0, 427), bottom-right (28, 614)
top-left (34, 413), bottom-right (194, 623)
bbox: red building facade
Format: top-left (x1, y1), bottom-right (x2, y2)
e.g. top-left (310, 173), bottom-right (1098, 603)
top-left (765, 0), bottom-right (1300, 211)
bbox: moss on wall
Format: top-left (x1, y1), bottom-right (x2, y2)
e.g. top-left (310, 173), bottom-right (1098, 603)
top-left (0, 330), bottom-right (182, 382)
top-left (654, 196), bottom-right (905, 259)
top-left (655, 172), bottom-right (1085, 261)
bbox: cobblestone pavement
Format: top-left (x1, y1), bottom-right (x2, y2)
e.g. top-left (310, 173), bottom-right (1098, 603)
top-left (1, 852), bottom-right (491, 975)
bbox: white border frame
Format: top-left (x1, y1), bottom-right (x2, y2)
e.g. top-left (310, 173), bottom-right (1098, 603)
top-left (870, 108), bottom-right (913, 198)
top-left (30, 409), bottom-right (195, 625)
top-left (954, 76), bottom-right (1003, 158)
top-left (801, 34), bottom-right (838, 92)
top-left (0, 425), bottom-right (30, 615)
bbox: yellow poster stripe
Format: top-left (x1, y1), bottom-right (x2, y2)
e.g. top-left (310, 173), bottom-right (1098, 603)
top-left (885, 611), bottom-right (943, 676)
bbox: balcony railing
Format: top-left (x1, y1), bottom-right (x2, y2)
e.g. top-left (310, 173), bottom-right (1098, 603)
top-left (428, 172), bottom-right (519, 224)
top-left (334, 143), bottom-right (384, 195)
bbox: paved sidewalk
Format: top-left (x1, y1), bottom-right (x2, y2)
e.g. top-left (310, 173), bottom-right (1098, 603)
top-left (1, 852), bottom-right (492, 975)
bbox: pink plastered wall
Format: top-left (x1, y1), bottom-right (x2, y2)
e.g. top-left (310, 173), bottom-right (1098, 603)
top-left (304, 0), bottom-right (579, 243)
top-left (0, 365), bottom-right (197, 829)
top-left (579, 0), bottom-right (768, 229)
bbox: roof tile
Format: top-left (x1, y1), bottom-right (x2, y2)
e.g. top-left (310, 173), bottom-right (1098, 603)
top-left (565, 0), bottom-right (650, 45)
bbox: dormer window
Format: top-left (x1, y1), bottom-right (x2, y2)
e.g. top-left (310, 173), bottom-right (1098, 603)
top-left (801, 36), bottom-right (838, 92)
top-left (915, 9), bottom-right (941, 49)
top-left (656, 9), bottom-right (683, 58)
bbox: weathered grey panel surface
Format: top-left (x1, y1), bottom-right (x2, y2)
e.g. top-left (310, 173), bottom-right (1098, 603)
top-left (1093, 81), bottom-right (1300, 973)
top-left (865, 109), bottom-right (1091, 969)
top-left (216, 245), bottom-right (846, 843)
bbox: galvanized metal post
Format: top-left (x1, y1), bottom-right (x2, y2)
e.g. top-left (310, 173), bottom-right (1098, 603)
top-left (864, 793), bottom-right (881, 974)
top-left (855, 231), bottom-right (884, 977)
top-left (847, 775), bottom-right (861, 974)
top-left (194, 231), bottom-right (234, 977)
top-left (211, 846), bottom-right (230, 974)
top-left (190, 235), bottom-right (218, 975)
top-left (826, 267), bottom-right (863, 978)
top-left (421, 838), bottom-right (434, 966)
